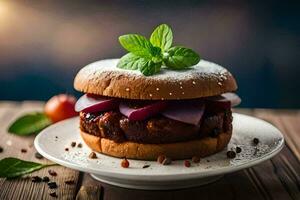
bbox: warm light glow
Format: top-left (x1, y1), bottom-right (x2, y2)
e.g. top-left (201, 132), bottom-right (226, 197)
top-left (0, 1), bottom-right (9, 16)
top-left (0, 1), bottom-right (11, 27)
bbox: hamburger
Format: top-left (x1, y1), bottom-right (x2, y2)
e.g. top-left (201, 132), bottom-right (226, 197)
top-left (73, 24), bottom-right (240, 160)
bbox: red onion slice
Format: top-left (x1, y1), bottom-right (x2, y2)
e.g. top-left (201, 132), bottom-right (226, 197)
top-left (119, 101), bottom-right (167, 121)
top-left (75, 94), bottom-right (119, 113)
top-left (221, 93), bottom-right (241, 107)
top-left (162, 102), bottom-right (205, 125)
top-left (207, 92), bottom-right (241, 107)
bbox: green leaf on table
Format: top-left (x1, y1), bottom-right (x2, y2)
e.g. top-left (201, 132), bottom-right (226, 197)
top-left (150, 24), bottom-right (173, 51)
top-left (163, 46), bottom-right (200, 69)
top-left (8, 112), bottom-right (51, 136)
top-left (0, 157), bottom-right (55, 178)
top-left (119, 34), bottom-right (155, 58)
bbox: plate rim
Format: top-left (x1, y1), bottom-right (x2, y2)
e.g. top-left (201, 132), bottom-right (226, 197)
top-left (34, 113), bottom-right (285, 181)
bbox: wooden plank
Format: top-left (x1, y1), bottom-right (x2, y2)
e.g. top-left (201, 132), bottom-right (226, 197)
top-left (0, 101), bottom-right (80, 200)
top-left (76, 185), bottom-right (102, 200)
top-left (248, 109), bottom-right (300, 200)
top-left (77, 170), bottom-right (265, 200)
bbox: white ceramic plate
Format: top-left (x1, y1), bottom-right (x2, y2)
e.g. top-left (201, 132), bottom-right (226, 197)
top-left (35, 113), bottom-right (284, 190)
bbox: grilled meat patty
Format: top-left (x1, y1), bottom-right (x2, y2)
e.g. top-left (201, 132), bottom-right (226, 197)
top-left (80, 106), bottom-right (232, 144)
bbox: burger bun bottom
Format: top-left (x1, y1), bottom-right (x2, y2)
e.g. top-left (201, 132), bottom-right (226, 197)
top-left (80, 130), bottom-right (232, 160)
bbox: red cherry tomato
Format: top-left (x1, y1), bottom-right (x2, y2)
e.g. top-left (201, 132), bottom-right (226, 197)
top-left (45, 94), bottom-right (78, 123)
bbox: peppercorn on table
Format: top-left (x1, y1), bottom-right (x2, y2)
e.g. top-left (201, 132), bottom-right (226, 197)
top-left (0, 101), bottom-right (300, 200)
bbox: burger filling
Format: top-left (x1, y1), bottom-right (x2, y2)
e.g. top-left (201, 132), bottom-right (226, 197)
top-left (77, 94), bottom-right (237, 144)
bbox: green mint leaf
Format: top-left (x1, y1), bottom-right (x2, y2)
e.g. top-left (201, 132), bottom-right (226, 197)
top-left (151, 46), bottom-right (162, 57)
top-left (0, 157), bottom-right (56, 178)
top-left (164, 46), bottom-right (200, 69)
top-left (118, 24), bottom-right (201, 76)
top-left (8, 112), bottom-right (52, 136)
top-left (139, 60), bottom-right (162, 76)
top-left (119, 34), bottom-right (154, 58)
top-left (117, 53), bottom-right (151, 71)
top-left (117, 53), bottom-right (142, 70)
top-left (150, 24), bottom-right (173, 51)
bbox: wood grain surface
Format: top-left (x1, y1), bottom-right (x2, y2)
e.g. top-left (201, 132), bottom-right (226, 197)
top-left (0, 102), bottom-right (299, 200)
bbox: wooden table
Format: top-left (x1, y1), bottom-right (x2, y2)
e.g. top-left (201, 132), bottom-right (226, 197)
top-left (0, 101), bottom-right (299, 200)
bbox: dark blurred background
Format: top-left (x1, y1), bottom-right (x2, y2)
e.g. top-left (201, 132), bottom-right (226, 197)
top-left (0, 0), bottom-right (299, 108)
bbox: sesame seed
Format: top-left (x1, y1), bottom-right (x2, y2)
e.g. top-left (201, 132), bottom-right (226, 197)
top-left (6, 140), bottom-right (12, 146)
top-left (180, 86), bottom-right (183, 89)
top-left (125, 88), bottom-right (130, 91)
top-left (179, 82), bottom-right (182, 85)
top-left (149, 94), bottom-right (153, 97)
top-left (192, 81), bottom-right (196, 85)
top-left (218, 82), bottom-right (222, 86)
top-left (161, 98), bottom-right (164, 100)
top-left (182, 92), bottom-right (185, 95)
top-left (156, 88), bottom-right (160, 91)
top-left (169, 92), bottom-right (172, 96)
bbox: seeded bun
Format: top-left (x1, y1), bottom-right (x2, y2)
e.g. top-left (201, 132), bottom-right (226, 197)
top-left (74, 59), bottom-right (237, 100)
top-left (80, 130), bottom-right (232, 160)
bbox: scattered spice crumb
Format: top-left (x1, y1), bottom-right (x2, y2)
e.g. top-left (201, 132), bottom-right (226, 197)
top-left (121, 158), bottom-right (129, 168)
top-left (65, 180), bottom-right (75, 185)
top-left (31, 176), bottom-right (42, 183)
top-left (184, 160), bottom-right (191, 167)
top-left (0, 146), bottom-right (3, 153)
top-left (49, 191), bottom-right (58, 198)
top-left (70, 142), bottom-right (76, 147)
top-left (227, 151), bottom-right (236, 159)
top-left (55, 136), bottom-right (58, 139)
top-left (77, 143), bottom-right (82, 148)
top-left (253, 138), bottom-right (259, 145)
top-left (162, 157), bottom-right (172, 165)
top-left (89, 152), bottom-right (97, 159)
top-left (35, 152), bottom-right (43, 159)
top-left (192, 156), bottom-right (200, 163)
top-left (48, 170), bottom-right (57, 176)
top-left (48, 182), bottom-right (58, 189)
top-left (142, 164), bottom-right (150, 169)
top-left (157, 155), bottom-right (166, 164)
top-left (42, 176), bottom-right (50, 182)
top-left (21, 149), bottom-right (27, 153)
top-left (65, 148), bottom-right (69, 151)
top-left (236, 146), bottom-right (242, 153)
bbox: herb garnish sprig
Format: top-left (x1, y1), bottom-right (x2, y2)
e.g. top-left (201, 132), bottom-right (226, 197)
top-left (117, 24), bottom-right (201, 76)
